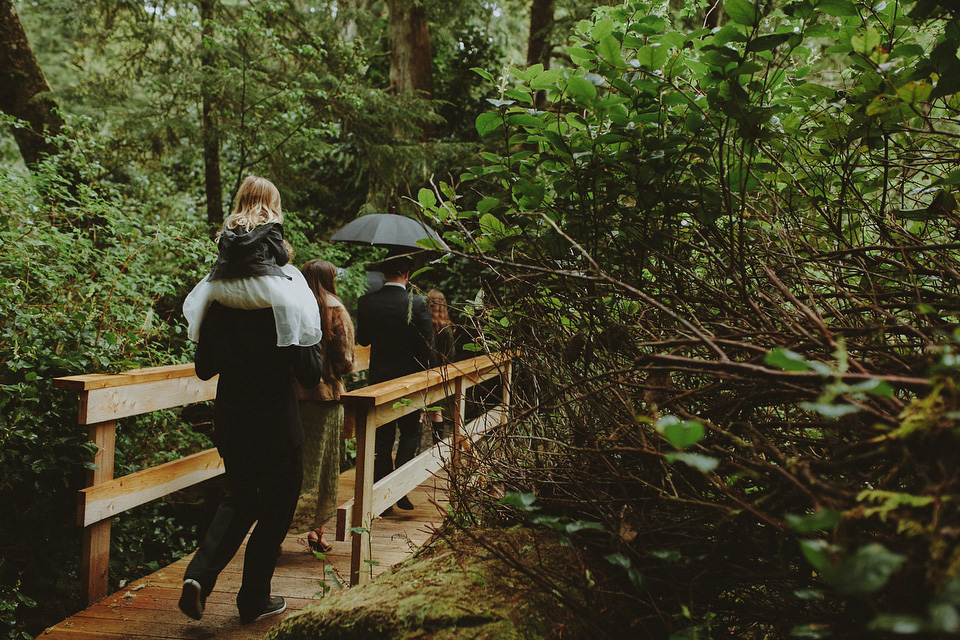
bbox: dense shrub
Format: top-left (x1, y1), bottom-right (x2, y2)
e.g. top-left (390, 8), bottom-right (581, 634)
top-left (423, 1), bottom-right (960, 637)
top-left (0, 158), bottom-right (210, 637)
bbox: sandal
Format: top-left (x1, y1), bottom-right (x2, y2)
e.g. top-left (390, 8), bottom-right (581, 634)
top-left (307, 527), bottom-right (332, 553)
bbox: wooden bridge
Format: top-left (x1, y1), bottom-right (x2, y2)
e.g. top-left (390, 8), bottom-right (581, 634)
top-left (44, 347), bottom-right (511, 639)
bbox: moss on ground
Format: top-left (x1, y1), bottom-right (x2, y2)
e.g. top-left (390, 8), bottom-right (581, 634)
top-left (265, 527), bottom-right (591, 640)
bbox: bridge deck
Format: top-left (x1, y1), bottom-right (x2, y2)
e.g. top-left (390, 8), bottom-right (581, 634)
top-left (38, 467), bottom-right (447, 639)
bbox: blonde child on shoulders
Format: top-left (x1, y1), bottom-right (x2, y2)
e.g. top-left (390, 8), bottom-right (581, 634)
top-left (183, 175), bottom-right (321, 347)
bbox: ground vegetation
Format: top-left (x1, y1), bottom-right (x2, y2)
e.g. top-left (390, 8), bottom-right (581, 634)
top-left (418, 0), bottom-right (960, 636)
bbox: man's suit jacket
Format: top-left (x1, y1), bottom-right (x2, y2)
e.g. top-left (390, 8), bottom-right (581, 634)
top-left (356, 284), bottom-right (434, 384)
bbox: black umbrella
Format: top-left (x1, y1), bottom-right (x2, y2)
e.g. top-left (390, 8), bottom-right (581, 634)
top-left (329, 213), bottom-right (449, 251)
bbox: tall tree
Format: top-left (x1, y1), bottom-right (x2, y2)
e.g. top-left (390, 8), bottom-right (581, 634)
top-left (386, 0), bottom-right (434, 138)
top-left (0, 0), bottom-right (65, 168)
top-left (339, 0), bottom-right (374, 41)
top-left (199, 0), bottom-right (223, 227)
top-left (526, 0), bottom-right (555, 68)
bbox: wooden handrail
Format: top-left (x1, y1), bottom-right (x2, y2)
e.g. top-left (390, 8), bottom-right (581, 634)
top-left (53, 344), bottom-right (513, 601)
top-left (338, 351), bottom-right (513, 585)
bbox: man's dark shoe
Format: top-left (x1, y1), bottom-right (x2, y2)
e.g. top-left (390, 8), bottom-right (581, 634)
top-left (396, 496), bottom-right (414, 510)
top-left (178, 579), bottom-right (204, 620)
top-left (239, 596), bottom-right (286, 624)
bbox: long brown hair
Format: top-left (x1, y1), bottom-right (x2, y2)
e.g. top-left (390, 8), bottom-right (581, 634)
top-left (427, 289), bottom-right (451, 336)
top-left (301, 259), bottom-right (340, 350)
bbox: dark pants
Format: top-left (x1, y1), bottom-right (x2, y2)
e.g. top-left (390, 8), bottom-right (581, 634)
top-left (373, 411), bottom-right (422, 482)
top-left (184, 443), bottom-right (302, 615)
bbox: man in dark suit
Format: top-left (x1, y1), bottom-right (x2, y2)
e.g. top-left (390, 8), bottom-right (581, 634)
top-left (356, 255), bottom-right (434, 511)
top-left (178, 303), bottom-right (323, 624)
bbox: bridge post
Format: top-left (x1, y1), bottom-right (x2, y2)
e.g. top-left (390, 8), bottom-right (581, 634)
top-left (349, 405), bottom-right (375, 585)
top-left (501, 360), bottom-right (513, 425)
top-left (450, 377), bottom-right (466, 480)
top-left (80, 417), bottom-right (115, 605)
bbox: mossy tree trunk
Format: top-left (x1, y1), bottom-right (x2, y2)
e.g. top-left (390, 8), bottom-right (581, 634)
top-left (0, 0), bottom-right (66, 169)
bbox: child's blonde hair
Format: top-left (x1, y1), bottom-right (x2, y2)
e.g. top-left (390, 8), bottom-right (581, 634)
top-left (221, 176), bottom-right (283, 233)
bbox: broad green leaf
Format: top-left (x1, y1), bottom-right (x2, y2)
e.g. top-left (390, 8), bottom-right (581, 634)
top-left (661, 419), bottom-right (706, 449)
top-left (865, 94), bottom-right (898, 116)
top-left (476, 197), bottom-right (500, 215)
top-left (817, 0), bottom-right (858, 14)
top-left (829, 543), bottom-right (905, 596)
top-left (765, 347), bottom-right (811, 371)
top-left (591, 18), bottom-right (615, 40)
top-left (499, 491), bottom-right (539, 511)
top-left (892, 43), bottom-right (925, 57)
top-left (417, 238), bottom-right (444, 250)
top-left (746, 33), bottom-right (792, 52)
top-left (568, 46), bottom-right (597, 67)
top-left (416, 188), bottom-right (436, 208)
top-left (475, 112), bottom-right (502, 137)
top-left (786, 510), bottom-right (841, 533)
top-left (897, 81), bottom-right (932, 103)
top-left (566, 75), bottom-right (598, 102)
top-left (800, 539), bottom-right (840, 572)
top-left (843, 378), bottom-right (894, 398)
top-left (714, 23), bottom-right (748, 46)
top-left (851, 28), bottom-right (882, 55)
top-left (479, 213), bottom-right (506, 235)
top-left (471, 67), bottom-right (495, 82)
top-left (636, 44), bottom-right (669, 70)
top-left (531, 68), bottom-right (565, 90)
top-left (605, 553), bottom-right (633, 569)
top-left (658, 31), bottom-right (687, 50)
top-left (639, 14), bottom-right (667, 33)
top-left (514, 180), bottom-right (545, 208)
top-left (598, 35), bottom-right (625, 67)
top-left (504, 88), bottom-right (533, 104)
top-left (563, 520), bottom-right (605, 534)
top-left (506, 113), bottom-right (546, 128)
top-left (724, 0), bottom-right (760, 26)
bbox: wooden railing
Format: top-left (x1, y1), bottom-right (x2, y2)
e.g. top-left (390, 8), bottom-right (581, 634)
top-left (53, 346), bottom-right (511, 602)
top-left (335, 351), bottom-right (512, 585)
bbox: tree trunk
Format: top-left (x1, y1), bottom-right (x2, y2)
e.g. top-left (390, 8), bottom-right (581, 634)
top-left (526, 0), bottom-right (555, 69)
top-left (200, 0), bottom-right (223, 228)
top-left (386, 0), bottom-right (434, 98)
top-left (0, 0), bottom-right (66, 168)
top-left (339, 0), bottom-right (373, 42)
top-left (527, 0), bottom-right (554, 110)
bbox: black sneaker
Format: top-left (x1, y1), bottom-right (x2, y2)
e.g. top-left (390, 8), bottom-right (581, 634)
top-left (240, 596), bottom-right (286, 624)
top-left (178, 579), bottom-right (204, 620)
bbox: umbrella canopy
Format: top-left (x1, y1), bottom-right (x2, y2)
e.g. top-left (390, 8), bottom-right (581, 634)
top-left (329, 213), bottom-right (449, 251)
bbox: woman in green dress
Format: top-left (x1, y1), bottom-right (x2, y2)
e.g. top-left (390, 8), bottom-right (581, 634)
top-left (295, 259), bottom-right (356, 552)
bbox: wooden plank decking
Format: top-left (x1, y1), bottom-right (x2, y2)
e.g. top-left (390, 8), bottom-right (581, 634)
top-left (38, 467), bottom-right (448, 639)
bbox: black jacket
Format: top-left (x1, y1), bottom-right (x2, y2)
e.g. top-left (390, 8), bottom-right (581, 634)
top-left (356, 284), bottom-right (434, 384)
top-left (195, 303), bottom-right (323, 457)
top-left (208, 223), bottom-right (290, 281)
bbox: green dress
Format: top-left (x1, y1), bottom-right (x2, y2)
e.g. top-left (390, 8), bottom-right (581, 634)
top-left (291, 297), bottom-right (356, 533)
top-left (296, 400), bottom-right (344, 530)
